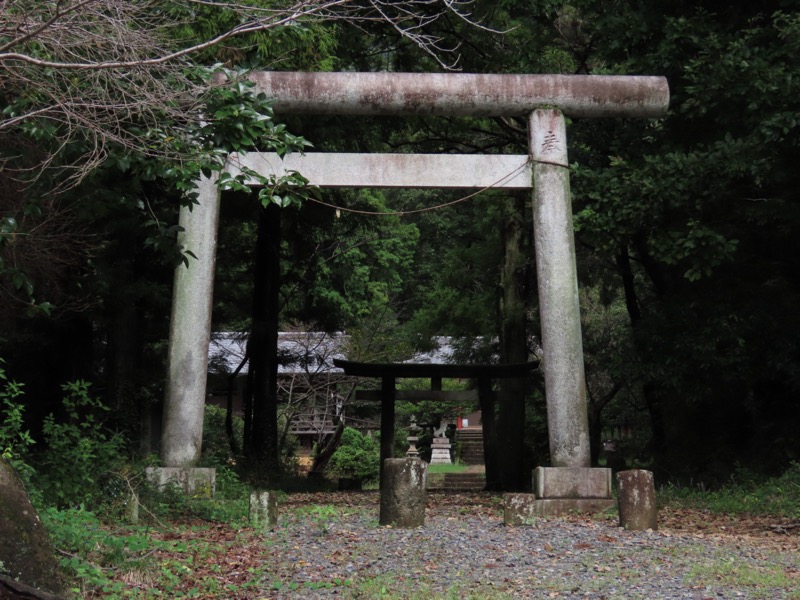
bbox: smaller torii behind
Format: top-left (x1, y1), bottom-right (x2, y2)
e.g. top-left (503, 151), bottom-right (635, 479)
top-left (332, 358), bottom-right (540, 488)
top-left (160, 72), bottom-right (669, 512)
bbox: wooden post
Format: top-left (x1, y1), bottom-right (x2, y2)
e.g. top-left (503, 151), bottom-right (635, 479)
top-left (379, 376), bottom-right (396, 489)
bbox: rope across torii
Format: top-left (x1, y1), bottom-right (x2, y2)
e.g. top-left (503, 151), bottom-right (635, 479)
top-left (161, 72), bottom-right (669, 476)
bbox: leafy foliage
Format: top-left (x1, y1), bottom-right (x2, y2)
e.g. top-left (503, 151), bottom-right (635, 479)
top-left (0, 360), bottom-right (35, 481)
top-left (33, 381), bottom-right (126, 507)
top-left (327, 427), bottom-right (380, 482)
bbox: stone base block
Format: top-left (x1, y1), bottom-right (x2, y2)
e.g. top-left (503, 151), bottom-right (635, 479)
top-left (534, 498), bottom-right (617, 517)
top-left (533, 467), bottom-right (612, 499)
top-left (249, 491), bottom-right (278, 529)
top-left (429, 449), bottom-right (452, 465)
top-left (145, 467), bottom-right (216, 498)
top-left (503, 493), bottom-right (538, 526)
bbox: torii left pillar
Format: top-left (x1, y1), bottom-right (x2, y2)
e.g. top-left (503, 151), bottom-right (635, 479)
top-left (151, 174), bottom-right (220, 495)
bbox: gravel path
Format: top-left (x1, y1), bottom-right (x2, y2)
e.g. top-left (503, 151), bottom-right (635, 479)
top-left (258, 492), bottom-right (800, 599)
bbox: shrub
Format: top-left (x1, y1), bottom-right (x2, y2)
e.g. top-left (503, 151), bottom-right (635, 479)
top-left (0, 361), bottom-right (35, 482)
top-left (327, 427), bottom-right (380, 483)
top-left (33, 380), bottom-right (126, 508)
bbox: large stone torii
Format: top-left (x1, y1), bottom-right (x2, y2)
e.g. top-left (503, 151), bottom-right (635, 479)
top-left (160, 72), bottom-right (669, 503)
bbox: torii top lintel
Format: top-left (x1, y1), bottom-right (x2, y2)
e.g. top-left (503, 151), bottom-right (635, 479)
top-left (245, 72), bottom-right (669, 119)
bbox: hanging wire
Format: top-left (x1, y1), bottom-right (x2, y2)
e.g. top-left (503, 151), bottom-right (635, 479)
top-left (305, 156), bottom-right (564, 217)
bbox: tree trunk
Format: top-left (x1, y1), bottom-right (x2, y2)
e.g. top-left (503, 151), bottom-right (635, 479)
top-left (0, 575), bottom-right (66, 600)
top-left (588, 382), bottom-right (623, 466)
top-left (616, 245), bottom-right (667, 480)
top-left (309, 420), bottom-right (344, 476)
top-left (497, 194), bottom-right (529, 490)
top-left (105, 248), bottom-right (148, 451)
top-left (243, 203), bottom-right (281, 474)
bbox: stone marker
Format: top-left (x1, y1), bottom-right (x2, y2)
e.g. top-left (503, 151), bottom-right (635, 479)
top-left (249, 491), bottom-right (278, 528)
top-left (617, 469), bottom-right (658, 531)
top-left (503, 493), bottom-right (539, 526)
top-left (380, 458), bottom-right (427, 527)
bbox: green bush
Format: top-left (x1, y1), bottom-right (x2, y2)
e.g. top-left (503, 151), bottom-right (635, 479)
top-left (327, 427), bottom-right (380, 482)
top-left (33, 380), bottom-right (126, 508)
top-left (0, 361), bottom-right (35, 482)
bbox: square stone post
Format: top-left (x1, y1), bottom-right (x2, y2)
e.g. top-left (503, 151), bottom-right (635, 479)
top-left (529, 108), bottom-right (591, 468)
top-left (161, 174), bottom-right (221, 469)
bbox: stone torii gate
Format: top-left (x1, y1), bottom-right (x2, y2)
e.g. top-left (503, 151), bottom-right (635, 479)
top-left (160, 73), bottom-right (668, 505)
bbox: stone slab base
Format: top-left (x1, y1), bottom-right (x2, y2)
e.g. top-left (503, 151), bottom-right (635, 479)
top-left (530, 467), bottom-right (616, 516)
top-left (534, 498), bottom-right (617, 517)
top-left (533, 467), bottom-right (612, 499)
top-left (145, 467), bottom-right (216, 498)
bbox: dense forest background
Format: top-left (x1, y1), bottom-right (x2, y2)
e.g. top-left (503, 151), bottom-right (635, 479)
top-left (2, 0), bottom-right (799, 488)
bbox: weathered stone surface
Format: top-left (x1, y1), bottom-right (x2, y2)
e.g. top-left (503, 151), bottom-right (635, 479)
top-left (229, 153), bottom-right (533, 190)
top-left (533, 467), bottom-right (612, 499)
top-left (530, 108), bottom-right (592, 469)
top-left (162, 174), bottom-right (220, 469)
top-left (534, 498), bottom-right (617, 517)
top-left (145, 467), bottom-right (216, 497)
top-left (379, 458), bottom-right (427, 527)
top-left (249, 491), bottom-right (278, 529)
top-left (617, 469), bottom-right (658, 531)
top-left (247, 72), bottom-right (670, 118)
top-left (503, 493), bottom-right (539, 526)
top-left (0, 459), bottom-right (66, 597)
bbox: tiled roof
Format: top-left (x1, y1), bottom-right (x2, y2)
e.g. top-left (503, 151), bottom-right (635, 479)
top-left (208, 332), bottom-right (458, 376)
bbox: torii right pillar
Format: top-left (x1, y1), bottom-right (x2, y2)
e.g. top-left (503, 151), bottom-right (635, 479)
top-left (529, 108), bottom-right (614, 515)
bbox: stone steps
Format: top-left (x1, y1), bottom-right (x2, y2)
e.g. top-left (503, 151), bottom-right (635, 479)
top-left (459, 445), bottom-right (484, 464)
top-left (442, 472), bottom-right (486, 491)
top-left (456, 429), bottom-right (485, 465)
top-left (428, 471), bottom-right (486, 491)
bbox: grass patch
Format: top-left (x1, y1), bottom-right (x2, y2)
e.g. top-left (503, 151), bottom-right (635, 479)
top-left (427, 462), bottom-right (469, 474)
top-left (659, 463), bottom-right (800, 517)
top-left (354, 574), bottom-right (514, 599)
top-left (688, 554), bottom-right (798, 598)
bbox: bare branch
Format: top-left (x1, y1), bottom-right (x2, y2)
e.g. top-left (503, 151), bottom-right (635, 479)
top-left (0, 0), bottom-right (493, 188)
